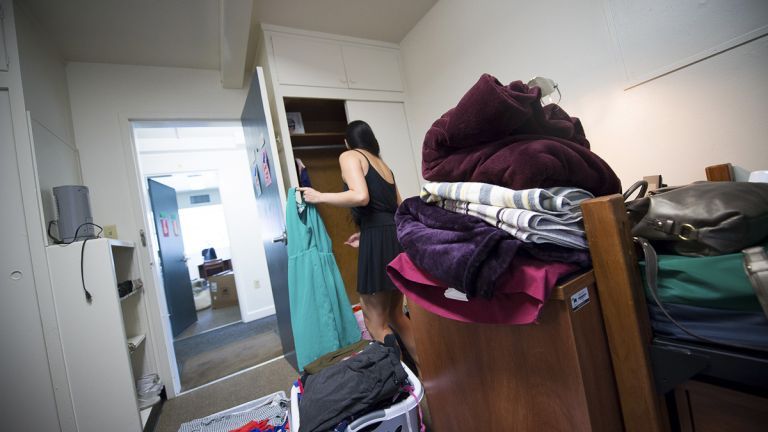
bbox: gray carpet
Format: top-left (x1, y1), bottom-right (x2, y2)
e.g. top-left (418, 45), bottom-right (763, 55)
top-left (175, 305), bottom-right (242, 341)
top-left (155, 357), bottom-right (298, 432)
top-left (174, 314), bottom-right (283, 391)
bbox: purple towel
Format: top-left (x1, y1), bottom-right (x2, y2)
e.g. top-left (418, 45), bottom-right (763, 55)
top-left (395, 197), bottom-right (522, 298)
top-left (422, 74), bottom-right (621, 196)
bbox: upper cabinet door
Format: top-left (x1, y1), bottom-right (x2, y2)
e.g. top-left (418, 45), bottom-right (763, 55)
top-left (342, 45), bottom-right (403, 92)
top-left (1, 5), bottom-right (9, 71)
top-left (272, 34), bottom-right (348, 88)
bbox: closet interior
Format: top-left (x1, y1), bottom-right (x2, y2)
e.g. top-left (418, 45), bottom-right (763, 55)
top-left (285, 97), bottom-right (360, 303)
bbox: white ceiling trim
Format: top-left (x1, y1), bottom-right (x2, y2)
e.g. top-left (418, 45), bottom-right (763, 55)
top-left (219, 0), bottom-right (253, 89)
top-left (260, 23), bottom-right (400, 49)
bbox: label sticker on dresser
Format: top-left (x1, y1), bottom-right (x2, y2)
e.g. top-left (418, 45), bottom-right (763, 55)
top-left (570, 287), bottom-right (590, 311)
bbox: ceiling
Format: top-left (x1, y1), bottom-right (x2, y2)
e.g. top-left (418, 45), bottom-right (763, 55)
top-left (20, 0), bottom-right (437, 70)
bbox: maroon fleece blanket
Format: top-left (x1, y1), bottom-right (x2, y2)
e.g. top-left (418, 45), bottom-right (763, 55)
top-left (422, 74), bottom-right (621, 195)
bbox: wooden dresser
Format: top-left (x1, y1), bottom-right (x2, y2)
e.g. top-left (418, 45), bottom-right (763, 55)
top-left (408, 271), bottom-right (622, 431)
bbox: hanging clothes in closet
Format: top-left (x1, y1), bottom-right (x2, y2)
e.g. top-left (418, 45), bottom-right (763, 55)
top-left (296, 158), bottom-right (312, 187)
top-left (286, 187), bottom-right (360, 370)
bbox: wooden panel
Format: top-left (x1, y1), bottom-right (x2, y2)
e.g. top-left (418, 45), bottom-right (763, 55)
top-left (581, 195), bottom-right (669, 432)
top-left (294, 147), bottom-right (360, 304)
top-left (567, 276), bottom-right (623, 432)
top-left (705, 163), bottom-right (733, 182)
top-left (676, 380), bottom-right (768, 432)
top-left (408, 272), bottom-right (621, 432)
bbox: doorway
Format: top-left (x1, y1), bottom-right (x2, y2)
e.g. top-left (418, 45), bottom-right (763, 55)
top-left (132, 121), bottom-right (284, 391)
top-left (149, 171), bottom-right (241, 339)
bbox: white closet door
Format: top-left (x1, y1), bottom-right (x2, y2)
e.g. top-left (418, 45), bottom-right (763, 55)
top-left (342, 45), bottom-right (403, 92)
top-left (345, 101), bottom-right (420, 199)
top-left (272, 34), bottom-right (348, 88)
top-left (0, 90), bottom-right (61, 430)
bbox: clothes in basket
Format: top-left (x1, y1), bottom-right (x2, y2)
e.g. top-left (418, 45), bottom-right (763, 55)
top-left (177, 392), bottom-right (289, 432)
top-left (298, 336), bottom-right (408, 431)
top-left (292, 362), bottom-right (424, 432)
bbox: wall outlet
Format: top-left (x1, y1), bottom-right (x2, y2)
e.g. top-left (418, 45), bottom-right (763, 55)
top-left (253, 280), bottom-right (261, 290)
top-left (103, 224), bottom-right (118, 239)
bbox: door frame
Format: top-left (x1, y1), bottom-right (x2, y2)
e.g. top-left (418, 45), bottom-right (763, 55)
top-left (120, 114), bottom-right (246, 397)
top-left (118, 66), bottom-right (287, 399)
top-left (117, 68), bottom-right (287, 398)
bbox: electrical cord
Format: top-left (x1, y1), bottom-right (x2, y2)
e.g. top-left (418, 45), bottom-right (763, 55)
top-left (50, 222), bottom-right (104, 303)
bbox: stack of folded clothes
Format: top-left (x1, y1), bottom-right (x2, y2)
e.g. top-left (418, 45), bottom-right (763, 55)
top-left (387, 73), bottom-right (622, 324)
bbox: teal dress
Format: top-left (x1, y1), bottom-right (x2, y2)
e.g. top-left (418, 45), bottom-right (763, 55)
top-left (286, 188), bottom-right (361, 370)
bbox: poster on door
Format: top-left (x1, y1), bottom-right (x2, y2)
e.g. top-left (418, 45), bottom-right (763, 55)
top-left (171, 214), bottom-right (180, 236)
top-left (161, 217), bottom-right (169, 237)
top-left (262, 150), bottom-right (273, 187)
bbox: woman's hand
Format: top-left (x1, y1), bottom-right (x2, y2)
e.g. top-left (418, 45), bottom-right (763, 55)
top-left (297, 187), bottom-right (324, 204)
top-left (344, 232), bottom-right (361, 248)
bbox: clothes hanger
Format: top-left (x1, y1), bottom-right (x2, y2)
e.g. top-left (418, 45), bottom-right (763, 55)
top-left (295, 189), bottom-right (307, 215)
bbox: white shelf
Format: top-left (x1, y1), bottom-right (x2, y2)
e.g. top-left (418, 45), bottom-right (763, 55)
top-left (119, 284), bottom-right (143, 302)
top-left (127, 334), bottom-right (146, 353)
top-left (108, 239), bottom-right (135, 248)
top-left (47, 235), bottom-right (154, 430)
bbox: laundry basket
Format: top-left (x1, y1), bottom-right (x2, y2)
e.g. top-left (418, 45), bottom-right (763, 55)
top-left (290, 363), bottom-right (423, 432)
top-left (178, 391), bottom-right (289, 432)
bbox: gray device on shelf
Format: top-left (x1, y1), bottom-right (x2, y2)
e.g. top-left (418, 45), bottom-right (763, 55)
top-left (53, 185), bottom-right (96, 242)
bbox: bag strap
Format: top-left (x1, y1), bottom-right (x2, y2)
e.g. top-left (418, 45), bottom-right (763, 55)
top-left (636, 237), bottom-right (768, 353)
top-left (743, 246), bottom-right (768, 320)
top-left (623, 180), bottom-right (648, 201)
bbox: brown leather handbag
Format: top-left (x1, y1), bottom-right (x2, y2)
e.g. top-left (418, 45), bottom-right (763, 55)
top-left (625, 181), bottom-right (768, 257)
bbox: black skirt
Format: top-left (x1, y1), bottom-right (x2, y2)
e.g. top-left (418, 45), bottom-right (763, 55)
top-left (357, 219), bottom-right (402, 295)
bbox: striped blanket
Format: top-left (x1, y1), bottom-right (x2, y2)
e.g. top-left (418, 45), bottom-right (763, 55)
top-left (420, 182), bottom-right (593, 249)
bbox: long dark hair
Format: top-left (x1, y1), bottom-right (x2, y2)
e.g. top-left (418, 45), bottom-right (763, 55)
top-left (345, 120), bottom-right (380, 156)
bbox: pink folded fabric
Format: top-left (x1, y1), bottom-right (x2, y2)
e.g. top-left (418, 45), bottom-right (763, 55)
top-left (387, 253), bottom-right (579, 325)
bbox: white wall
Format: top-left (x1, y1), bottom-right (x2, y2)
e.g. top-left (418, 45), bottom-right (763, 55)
top-left (66, 62), bottom-right (260, 396)
top-left (15, 3), bottom-right (81, 236)
top-left (400, 0), bottom-right (768, 188)
top-left (140, 149), bottom-right (276, 321)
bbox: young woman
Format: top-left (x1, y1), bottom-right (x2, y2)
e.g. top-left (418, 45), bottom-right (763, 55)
top-left (298, 120), bottom-right (417, 363)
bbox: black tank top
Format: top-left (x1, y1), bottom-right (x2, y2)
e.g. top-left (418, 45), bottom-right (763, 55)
top-left (345, 150), bottom-right (398, 227)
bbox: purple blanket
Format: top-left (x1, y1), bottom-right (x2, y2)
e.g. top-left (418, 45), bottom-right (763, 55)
top-left (395, 197), bottom-right (520, 298)
top-left (395, 198), bottom-right (592, 298)
top-left (422, 74), bottom-right (621, 196)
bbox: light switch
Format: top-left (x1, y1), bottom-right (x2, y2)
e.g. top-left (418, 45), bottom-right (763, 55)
top-left (103, 224), bottom-right (118, 239)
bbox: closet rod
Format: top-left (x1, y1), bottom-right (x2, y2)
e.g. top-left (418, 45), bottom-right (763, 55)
top-left (293, 144), bottom-right (347, 151)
